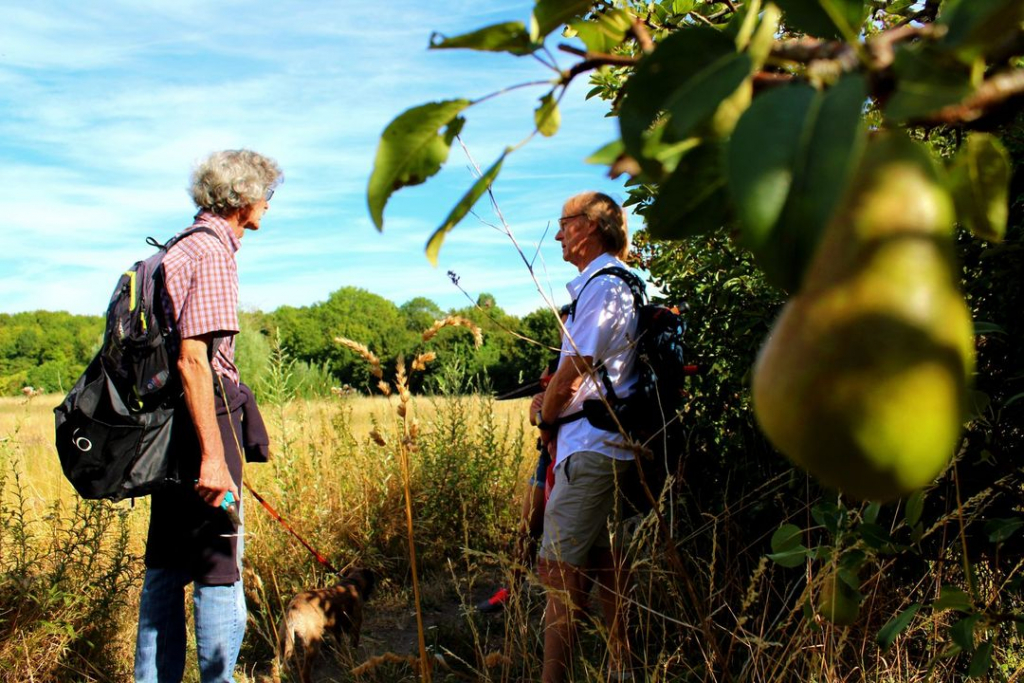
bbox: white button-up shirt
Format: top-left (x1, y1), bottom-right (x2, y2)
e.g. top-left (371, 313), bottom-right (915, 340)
top-left (555, 253), bottom-right (639, 464)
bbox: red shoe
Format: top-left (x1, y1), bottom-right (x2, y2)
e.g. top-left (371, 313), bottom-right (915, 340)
top-left (476, 587), bottom-right (510, 613)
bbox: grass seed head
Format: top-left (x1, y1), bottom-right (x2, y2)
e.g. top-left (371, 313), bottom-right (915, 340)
top-left (335, 337), bottom-right (383, 379)
top-left (395, 357), bottom-right (408, 392)
top-left (422, 315), bottom-right (483, 348)
top-left (369, 428), bottom-right (387, 447)
top-left (411, 352), bottom-right (437, 372)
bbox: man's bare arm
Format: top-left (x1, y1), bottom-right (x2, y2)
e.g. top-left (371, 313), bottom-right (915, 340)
top-left (538, 354), bottom-right (594, 443)
top-left (179, 335), bottom-right (236, 507)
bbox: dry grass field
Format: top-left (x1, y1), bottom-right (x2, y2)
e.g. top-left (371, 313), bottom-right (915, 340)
top-left (1, 392), bottom-right (538, 682)
top-left (5, 391), bottom-right (1022, 682)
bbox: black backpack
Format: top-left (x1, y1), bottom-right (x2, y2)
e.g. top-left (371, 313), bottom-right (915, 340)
top-left (562, 266), bottom-right (692, 512)
top-left (53, 227), bottom-right (216, 501)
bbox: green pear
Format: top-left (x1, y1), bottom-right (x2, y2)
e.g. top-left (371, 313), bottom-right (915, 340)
top-left (752, 133), bottom-right (975, 502)
top-left (817, 575), bottom-right (861, 626)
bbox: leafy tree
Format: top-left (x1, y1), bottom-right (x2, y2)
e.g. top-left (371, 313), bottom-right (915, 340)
top-left (369, 0), bottom-right (1022, 678)
top-left (0, 311), bottom-right (102, 394)
top-left (516, 305), bottom-right (563, 379)
top-left (269, 287), bottom-right (411, 390)
top-left (399, 296), bottom-right (445, 335)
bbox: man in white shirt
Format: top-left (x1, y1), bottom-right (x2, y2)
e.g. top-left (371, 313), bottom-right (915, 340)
top-left (536, 191), bottom-right (639, 683)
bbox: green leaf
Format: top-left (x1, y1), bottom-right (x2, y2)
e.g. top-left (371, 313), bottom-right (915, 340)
top-left (531, 0), bottom-right (592, 41)
top-left (864, 501), bottom-right (881, 525)
top-left (768, 523), bottom-right (809, 567)
top-left (728, 74), bottom-right (867, 291)
top-left (812, 545), bottom-right (834, 561)
top-left (973, 321), bottom-right (1006, 335)
top-left (858, 523), bottom-right (892, 550)
top-left (772, 523), bottom-right (804, 553)
top-left (424, 151), bottom-right (506, 266)
top-left (812, 501), bottom-right (842, 535)
top-left (368, 99), bottom-right (472, 230)
top-left (967, 390), bottom-right (991, 421)
top-left (429, 22), bottom-right (535, 55)
top-left (569, 9), bottom-right (632, 54)
top-left (724, 0), bottom-right (761, 47)
top-left (904, 490), bottom-right (925, 528)
top-left (666, 0), bottom-right (695, 15)
top-left (767, 547), bottom-right (809, 568)
top-left (585, 139), bottom-right (625, 166)
top-left (876, 604), bottom-right (920, 651)
top-left (985, 517), bottom-right (1024, 543)
top-left (951, 614), bottom-right (981, 652)
top-left (535, 93), bottom-right (561, 137)
top-left (837, 567), bottom-right (861, 592)
top-left (939, 0), bottom-right (1024, 60)
top-left (885, 44), bottom-right (972, 122)
top-left (932, 585), bottom-right (973, 613)
top-left (839, 549), bottom-right (866, 572)
top-left (748, 2), bottom-right (783, 70)
top-left (620, 26), bottom-right (751, 176)
top-left (886, 0), bottom-right (916, 14)
top-left (950, 133), bottom-right (1011, 242)
top-left (646, 142), bottom-right (729, 240)
top-left (775, 0), bottom-right (867, 40)
top-left (967, 640), bottom-right (993, 678)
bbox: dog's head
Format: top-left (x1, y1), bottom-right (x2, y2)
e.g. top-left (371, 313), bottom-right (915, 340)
top-left (341, 567), bottom-right (376, 601)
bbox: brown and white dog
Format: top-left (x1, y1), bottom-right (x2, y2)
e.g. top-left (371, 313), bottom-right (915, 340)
top-left (274, 568), bottom-right (375, 683)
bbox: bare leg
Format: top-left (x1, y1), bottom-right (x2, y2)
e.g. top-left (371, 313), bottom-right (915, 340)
top-left (540, 557), bottom-right (586, 683)
top-left (591, 547), bottom-right (630, 675)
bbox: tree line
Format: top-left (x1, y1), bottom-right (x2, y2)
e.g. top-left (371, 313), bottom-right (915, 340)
top-left (0, 289), bottom-right (562, 398)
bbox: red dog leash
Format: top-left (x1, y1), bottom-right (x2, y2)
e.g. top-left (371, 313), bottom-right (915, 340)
top-left (214, 373), bottom-right (340, 576)
top-left (243, 481), bottom-right (341, 575)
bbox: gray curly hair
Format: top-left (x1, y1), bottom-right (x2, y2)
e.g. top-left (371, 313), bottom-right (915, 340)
top-left (190, 149), bottom-right (283, 215)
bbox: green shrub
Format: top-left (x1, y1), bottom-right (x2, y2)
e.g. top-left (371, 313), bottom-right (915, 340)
top-left (0, 454), bottom-right (141, 682)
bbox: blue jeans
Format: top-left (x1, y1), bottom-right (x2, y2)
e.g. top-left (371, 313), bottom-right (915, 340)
top-left (135, 505), bottom-right (247, 682)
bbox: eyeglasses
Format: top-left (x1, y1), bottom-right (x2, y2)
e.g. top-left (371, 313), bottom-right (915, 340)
top-left (557, 213), bottom-right (586, 228)
top-left (264, 187), bottom-right (275, 202)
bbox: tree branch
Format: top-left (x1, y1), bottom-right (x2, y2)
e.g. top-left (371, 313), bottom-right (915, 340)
top-left (690, 11), bottom-right (715, 27)
top-left (920, 69), bottom-right (1024, 126)
top-left (752, 71), bottom-right (795, 93)
top-left (557, 43), bottom-right (640, 83)
top-left (868, 23), bottom-right (945, 69)
top-left (630, 18), bottom-right (655, 54)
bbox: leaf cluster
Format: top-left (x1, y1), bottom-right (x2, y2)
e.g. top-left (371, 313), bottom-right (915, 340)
top-left (364, 0), bottom-right (1024, 677)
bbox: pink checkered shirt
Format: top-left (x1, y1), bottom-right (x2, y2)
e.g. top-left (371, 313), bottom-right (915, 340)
top-left (161, 212), bottom-right (242, 385)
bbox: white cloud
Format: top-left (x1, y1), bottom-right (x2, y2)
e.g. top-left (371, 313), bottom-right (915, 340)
top-left (0, 1), bottom-right (629, 318)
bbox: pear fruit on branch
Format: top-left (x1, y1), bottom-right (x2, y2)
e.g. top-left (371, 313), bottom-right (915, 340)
top-left (752, 133), bottom-right (975, 502)
top-left (817, 575), bottom-right (861, 626)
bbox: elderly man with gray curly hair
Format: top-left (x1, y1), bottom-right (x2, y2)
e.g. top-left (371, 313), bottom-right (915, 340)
top-left (134, 149), bottom-right (282, 683)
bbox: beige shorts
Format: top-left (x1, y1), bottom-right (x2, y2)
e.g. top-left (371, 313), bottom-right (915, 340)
top-left (539, 450), bottom-right (634, 566)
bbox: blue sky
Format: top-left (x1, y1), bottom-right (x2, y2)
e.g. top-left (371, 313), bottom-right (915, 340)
top-left (0, 1), bottom-right (631, 318)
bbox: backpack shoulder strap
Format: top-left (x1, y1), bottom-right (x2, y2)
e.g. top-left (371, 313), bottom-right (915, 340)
top-left (558, 266), bottom-right (646, 414)
top-left (154, 225), bottom-right (219, 252)
top-left (568, 266), bottom-right (645, 321)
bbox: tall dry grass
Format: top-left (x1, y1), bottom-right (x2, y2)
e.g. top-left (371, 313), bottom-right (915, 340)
top-left (3, 384), bottom-right (1022, 682)
top-left (0, 384), bottom-right (533, 682)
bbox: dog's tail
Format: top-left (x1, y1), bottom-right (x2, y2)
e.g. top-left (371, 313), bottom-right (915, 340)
top-left (272, 616), bottom-right (294, 683)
